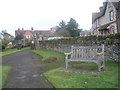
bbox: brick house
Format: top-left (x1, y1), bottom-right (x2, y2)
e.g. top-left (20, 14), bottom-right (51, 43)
top-left (15, 28), bottom-right (34, 41)
top-left (15, 27), bottom-right (54, 42)
top-left (23, 31), bottom-right (33, 41)
top-left (90, 0), bottom-right (120, 35)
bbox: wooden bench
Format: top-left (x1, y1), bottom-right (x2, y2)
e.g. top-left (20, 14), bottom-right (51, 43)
top-left (64, 44), bottom-right (105, 71)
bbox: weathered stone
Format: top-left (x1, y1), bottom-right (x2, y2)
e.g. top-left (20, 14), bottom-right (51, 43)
top-left (36, 35), bottom-right (120, 62)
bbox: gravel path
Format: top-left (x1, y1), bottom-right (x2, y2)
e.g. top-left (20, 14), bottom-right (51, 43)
top-left (2, 50), bottom-right (53, 88)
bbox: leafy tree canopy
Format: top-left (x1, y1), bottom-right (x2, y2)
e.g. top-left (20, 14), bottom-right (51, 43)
top-left (66, 18), bottom-right (81, 37)
top-left (55, 18), bottom-right (82, 37)
top-left (15, 35), bottom-right (23, 40)
top-left (59, 20), bottom-right (66, 30)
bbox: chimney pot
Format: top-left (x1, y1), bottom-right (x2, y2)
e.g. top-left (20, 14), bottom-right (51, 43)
top-left (99, 6), bottom-right (103, 12)
top-left (31, 27), bottom-right (34, 30)
top-left (22, 28), bottom-right (24, 30)
top-left (18, 28), bottom-right (20, 30)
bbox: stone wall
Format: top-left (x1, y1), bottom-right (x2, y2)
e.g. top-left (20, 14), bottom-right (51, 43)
top-left (37, 34), bottom-right (120, 62)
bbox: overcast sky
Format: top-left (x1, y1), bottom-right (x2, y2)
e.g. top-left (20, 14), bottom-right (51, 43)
top-left (0, 0), bottom-right (105, 36)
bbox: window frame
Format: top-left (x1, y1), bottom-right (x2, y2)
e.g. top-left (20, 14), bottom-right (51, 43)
top-left (109, 10), bottom-right (114, 21)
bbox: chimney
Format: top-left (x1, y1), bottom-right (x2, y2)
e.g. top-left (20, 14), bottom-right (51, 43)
top-left (22, 28), bottom-right (24, 30)
top-left (99, 6), bottom-right (103, 12)
top-left (31, 27), bottom-right (34, 30)
top-left (18, 28), bottom-right (20, 30)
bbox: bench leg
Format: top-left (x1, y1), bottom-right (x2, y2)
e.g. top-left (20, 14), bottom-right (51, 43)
top-left (97, 63), bottom-right (101, 72)
top-left (100, 65), bottom-right (105, 70)
top-left (98, 67), bottom-right (101, 72)
top-left (98, 61), bottom-right (105, 71)
top-left (101, 61), bottom-right (105, 69)
top-left (66, 61), bottom-right (68, 69)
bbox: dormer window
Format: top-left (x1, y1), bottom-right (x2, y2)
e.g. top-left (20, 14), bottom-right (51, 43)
top-left (109, 10), bottom-right (114, 21)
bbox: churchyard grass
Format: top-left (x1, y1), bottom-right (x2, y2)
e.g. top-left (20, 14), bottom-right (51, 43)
top-left (0, 66), bottom-right (12, 88)
top-left (32, 49), bottom-right (65, 62)
top-left (44, 62), bottom-right (118, 88)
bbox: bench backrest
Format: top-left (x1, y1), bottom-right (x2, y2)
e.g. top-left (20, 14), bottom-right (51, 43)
top-left (71, 45), bottom-right (104, 60)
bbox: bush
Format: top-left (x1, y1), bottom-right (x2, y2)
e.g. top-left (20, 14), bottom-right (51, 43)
top-left (1, 39), bottom-right (9, 51)
top-left (2, 45), bottom-right (6, 51)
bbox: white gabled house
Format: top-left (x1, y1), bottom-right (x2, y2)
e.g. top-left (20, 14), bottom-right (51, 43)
top-left (91, 0), bottom-right (120, 35)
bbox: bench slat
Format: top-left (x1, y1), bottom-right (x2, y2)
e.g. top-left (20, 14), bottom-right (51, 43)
top-left (65, 45), bottom-right (105, 71)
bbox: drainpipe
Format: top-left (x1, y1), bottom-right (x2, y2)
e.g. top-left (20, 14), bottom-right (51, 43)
top-left (116, 2), bottom-right (120, 33)
top-left (116, 8), bottom-right (119, 33)
top-left (118, 2), bottom-right (120, 33)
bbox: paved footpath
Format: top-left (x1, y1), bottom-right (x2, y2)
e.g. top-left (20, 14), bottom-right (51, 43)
top-left (2, 50), bottom-right (53, 88)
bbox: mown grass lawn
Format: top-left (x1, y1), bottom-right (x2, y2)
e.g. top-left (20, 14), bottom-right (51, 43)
top-left (0, 66), bottom-right (12, 88)
top-left (0, 47), bottom-right (30, 57)
top-left (32, 49), bottom-right (65, 62)
top-left (44, 62), bottom-right (118, 88)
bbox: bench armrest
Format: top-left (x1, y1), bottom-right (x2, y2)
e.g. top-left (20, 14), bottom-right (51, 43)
top-left (97, 52), bottom-right (104, 55)
top-left (97, 52), bottom-right (104, 62)
top-left (64, 52), bottom-right (72, 55)
top-left (64, 52), bottom-right (72, 60)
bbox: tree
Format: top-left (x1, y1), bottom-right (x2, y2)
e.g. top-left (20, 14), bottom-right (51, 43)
top-left (54, 29), bottom-right (70, 37)
top-left (1, 39), bottom-right (9, 51)
top-left (55, 18), bottom-right (82, 37)
top-left (0, 30), bottom-right (7, 39)
top-left (0, 30), bottom-right (9, 51)
top-left (66, 18), bottom-right (81, 37)
top-left (55, 20), bottom-right (66, 31)
top-left (55, 20), bottom-right (69, 37)
top-left (59, 20), bottom-right (66, 30)
top-left (15, 35), bottom-right (23, 40)
top-left (1, 30), bottom-right (7, 34)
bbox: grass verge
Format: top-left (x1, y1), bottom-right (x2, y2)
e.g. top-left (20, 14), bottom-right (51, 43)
top-left (44, 62), bottom-right (118, 88)
top-left (0, 47), bottom-right (30, 57)
top-left (32, 49), bottom-right (65, 62)
top-left (0, 66), bottom-right (12, 88)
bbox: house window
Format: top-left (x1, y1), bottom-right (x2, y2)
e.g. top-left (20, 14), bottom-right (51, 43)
top-left (26, 35), bottom-right (30, 39)
top-left (29, 35), bottom-right (31, 38)
top-left (26, 35), bottom-right (27, 38)
top-left (109, 10), bottom-right (114, 21)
